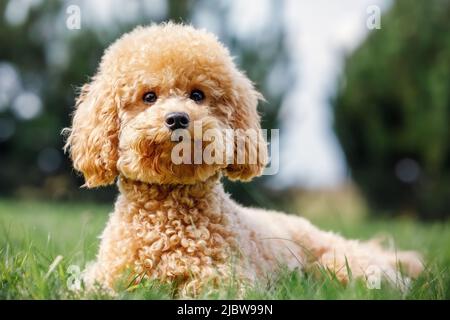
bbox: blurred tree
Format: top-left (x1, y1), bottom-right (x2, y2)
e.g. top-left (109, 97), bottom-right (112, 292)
top-left (333, 0), bottom-right (450, 219)
top-left (0, 0), bottom-right (293, 207)
top-left (0, 0), bottom-right (114, 200)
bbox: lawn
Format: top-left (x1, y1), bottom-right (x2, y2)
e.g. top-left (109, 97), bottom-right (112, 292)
top-left (0, 198), bottom-right (449, 299)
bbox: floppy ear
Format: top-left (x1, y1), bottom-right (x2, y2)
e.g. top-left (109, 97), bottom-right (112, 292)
top-left (64, 75), bottom-right (119, 188)
top-left (224, 72), bottom-right (268, 181)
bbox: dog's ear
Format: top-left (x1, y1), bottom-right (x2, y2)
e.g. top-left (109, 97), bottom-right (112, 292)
top-left (224, 71), bottom-right (268, 181)
top-left (64, 75), bottom-right (119, 188)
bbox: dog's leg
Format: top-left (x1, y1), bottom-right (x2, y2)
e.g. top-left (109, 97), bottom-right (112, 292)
top-left (83, 210), bottom-right (137, 293)
top-left (287, 217), bottom-right (423, 286)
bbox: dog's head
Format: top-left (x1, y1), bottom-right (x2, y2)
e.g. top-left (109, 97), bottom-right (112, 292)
top-left (65, 23), bottom-right (267, 187)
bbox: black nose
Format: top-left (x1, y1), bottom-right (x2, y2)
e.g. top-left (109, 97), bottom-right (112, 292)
top-left (165, 112), bottom-right (190, 130)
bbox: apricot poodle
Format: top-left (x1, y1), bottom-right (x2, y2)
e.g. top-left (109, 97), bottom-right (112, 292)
top-left (64, 23), bottom-right (423, 296)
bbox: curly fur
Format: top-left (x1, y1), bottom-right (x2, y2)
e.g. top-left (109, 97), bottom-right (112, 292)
top-left (64, 23), bottom-right (423, 296)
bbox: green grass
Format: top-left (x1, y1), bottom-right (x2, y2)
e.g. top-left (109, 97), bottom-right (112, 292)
top-left (0, 198), bottom-right (449, 299)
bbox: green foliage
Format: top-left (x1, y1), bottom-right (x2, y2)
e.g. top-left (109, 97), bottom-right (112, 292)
top-left (333, 0), bottom-right (450, 219)
top-left (1, 199), bottom-right (449, 299)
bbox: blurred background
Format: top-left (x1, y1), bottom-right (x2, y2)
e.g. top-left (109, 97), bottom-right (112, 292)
top-left (0, 0), bottom-right (449, 220)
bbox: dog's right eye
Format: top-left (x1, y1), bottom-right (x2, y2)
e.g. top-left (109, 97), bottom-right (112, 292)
top-left (143, 91), bottom-right (157, 104)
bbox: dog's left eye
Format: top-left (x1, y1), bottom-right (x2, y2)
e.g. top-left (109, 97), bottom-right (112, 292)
top-left (190, 89), bottom-right (205, 102)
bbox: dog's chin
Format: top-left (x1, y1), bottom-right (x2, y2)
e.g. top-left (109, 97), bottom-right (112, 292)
top-left (117, 145), bottom-right (225, 185)
top-left (133, 166), bottom-right (221, 185)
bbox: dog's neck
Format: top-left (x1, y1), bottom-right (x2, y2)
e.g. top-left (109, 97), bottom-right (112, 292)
top-left (116, 173), bottom-right (236, 228)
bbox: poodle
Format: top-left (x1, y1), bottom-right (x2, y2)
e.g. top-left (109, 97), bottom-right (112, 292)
top-left (64, 23), bottom-right (423, 296)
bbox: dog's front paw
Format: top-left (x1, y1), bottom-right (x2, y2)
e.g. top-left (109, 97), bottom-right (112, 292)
top-left (82, 262), bottom-right (117, 295)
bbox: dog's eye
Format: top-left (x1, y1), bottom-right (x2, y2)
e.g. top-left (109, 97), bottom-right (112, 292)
top-left (190, 89), bottom-right (205, 102)
top-left (143, 91), bottom-right (157, 104)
